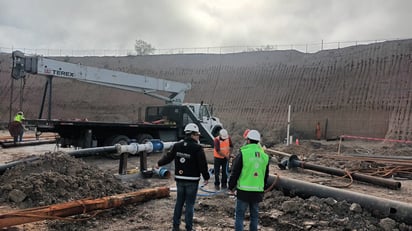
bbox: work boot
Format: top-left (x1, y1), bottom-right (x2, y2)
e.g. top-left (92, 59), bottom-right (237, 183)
top-left (221, 184), bottom-right (227, 189)
top-left (215, 185), bottom-right (220, 191)
top-left (172, 224), bottom-right (180, 231)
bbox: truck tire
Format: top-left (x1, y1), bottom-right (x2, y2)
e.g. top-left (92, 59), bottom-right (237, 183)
top-left (105, 135), bottom-right (130, 146)
top-left (137, 134), bottom-right (153, 144)
top-left (104, 135), bottom-right (130, 159)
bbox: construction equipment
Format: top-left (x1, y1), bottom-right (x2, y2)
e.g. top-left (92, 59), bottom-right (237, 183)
top-left (10, 51), bottom-right (223, 148)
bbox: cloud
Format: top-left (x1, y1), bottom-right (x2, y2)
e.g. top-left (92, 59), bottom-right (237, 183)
top-left (0, 0), bottom-right (411, 52)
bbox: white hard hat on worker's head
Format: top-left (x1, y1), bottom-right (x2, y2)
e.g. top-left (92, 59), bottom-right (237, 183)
top-left (184, 123), bottom-right (200, 134)
top-left (247, 130), bottom-right (261, 142)
top-left (17, 111), bottom-right (24, 115)
top-left (219, 129), bottom-right (229, 139)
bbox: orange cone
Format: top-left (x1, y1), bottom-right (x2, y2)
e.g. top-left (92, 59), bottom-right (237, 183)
top-left (295, 138), bottom-right (300, 145)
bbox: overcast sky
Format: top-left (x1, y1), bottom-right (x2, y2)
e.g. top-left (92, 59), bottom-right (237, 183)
top-left (1, 0), bottom-right (411, 53)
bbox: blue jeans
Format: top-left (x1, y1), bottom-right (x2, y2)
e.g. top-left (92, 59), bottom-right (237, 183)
top-left (173, 180), bottom-right (199, 231)
top-left (235, 198), bottom-right (259, 231)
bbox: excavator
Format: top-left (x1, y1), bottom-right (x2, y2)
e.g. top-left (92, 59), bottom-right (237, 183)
top-left (10, 50), bottom-right (223, 148)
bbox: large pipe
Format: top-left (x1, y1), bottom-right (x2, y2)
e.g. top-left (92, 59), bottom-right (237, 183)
top-left (0, 140), bottom-right (177, 175)
top-left (0, 186), bottom-right (169, 228)
top-left (67, 146), bottom-right (117, 157)
top-left (280, 155), bottom-right (401, 190)
top-left (115, 140), bottom-right (176, 155)
top-left (1, 139), bottom-right (56, 148)
top-left (267, 175), bottom-right (412, 225)
top-left (0, 156), bottom-right (40, 175)
top-left (115, 140), bottom-right (176, 177)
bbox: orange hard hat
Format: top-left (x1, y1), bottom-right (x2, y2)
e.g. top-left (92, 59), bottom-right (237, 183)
top-left (243, 129), bottom-right (250, 139)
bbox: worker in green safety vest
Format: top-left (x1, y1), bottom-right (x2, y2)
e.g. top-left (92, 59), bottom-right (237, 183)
top-left (12, 111), bottom-right (25, 143)
top-left (229, 129), bottom-right (269, 231)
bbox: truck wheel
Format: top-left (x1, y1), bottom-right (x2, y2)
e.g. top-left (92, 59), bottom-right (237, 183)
top-left (105, 135), bottom-right (130, 146)
top-left (137, 134), bottom-right (153, 144)
top-left (104, 135), bottom-right (130, 159)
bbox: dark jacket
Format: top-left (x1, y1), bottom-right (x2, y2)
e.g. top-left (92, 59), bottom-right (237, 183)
top-left (228, 150), bottom-right (269, 203)
top-left (158, 137), bottom-right (210, 182)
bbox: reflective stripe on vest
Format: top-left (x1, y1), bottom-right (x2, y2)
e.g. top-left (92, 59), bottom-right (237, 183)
top-left (213, 137), bottom-right (230, 158)
top-left (237, 144), bottom-right (269, 192)
top-left (175, 175), bottom-right (201, 181)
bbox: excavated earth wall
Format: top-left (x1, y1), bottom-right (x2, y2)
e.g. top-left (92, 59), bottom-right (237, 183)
top-left (1, 39), bottom-right (412, 143)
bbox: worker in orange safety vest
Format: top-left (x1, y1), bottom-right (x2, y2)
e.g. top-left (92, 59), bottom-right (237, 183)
top-left (213, 129), bottom-right (233, 190)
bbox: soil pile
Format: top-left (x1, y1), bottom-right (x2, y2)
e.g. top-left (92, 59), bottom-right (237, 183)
top-left (0, 152), bottom-right (135, 209)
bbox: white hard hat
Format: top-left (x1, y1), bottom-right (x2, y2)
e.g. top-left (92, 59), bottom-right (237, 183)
top-left (184, 123), bottom-right (200, 134)
top-left (219, 129), bottom-right (229, 139)
top-left (247, 130), bottom-right (261, 142)
top-left (17, 111), bottom-right (24, 115)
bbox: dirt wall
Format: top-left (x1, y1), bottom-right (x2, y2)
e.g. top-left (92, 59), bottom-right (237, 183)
top-left (1, 39), bottom-right (412, 142)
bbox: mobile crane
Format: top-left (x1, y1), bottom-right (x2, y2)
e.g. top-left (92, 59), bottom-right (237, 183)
top-left (11, 51), bottom-right (223, 149)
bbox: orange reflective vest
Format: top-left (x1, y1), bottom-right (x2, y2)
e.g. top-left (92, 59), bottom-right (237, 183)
top-left (214, 137), bottom-right (230, 159)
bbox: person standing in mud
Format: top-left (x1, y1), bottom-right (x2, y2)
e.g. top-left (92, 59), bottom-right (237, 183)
top-left (157, 123), bottom-right (210, 231)
top-left (229, 129), bottom-right (269, 231)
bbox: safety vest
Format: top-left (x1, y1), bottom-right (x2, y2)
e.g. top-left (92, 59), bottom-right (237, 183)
top-left (213, 137), bottom-right (230, 159)
top-left (237, 144), bottom-right (269, 192)
top-left (14, 114), bottom-right (25, 123)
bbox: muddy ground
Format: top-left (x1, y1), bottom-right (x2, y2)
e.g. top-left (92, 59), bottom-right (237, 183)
top-left (1, 134), bottom-right (412, 230)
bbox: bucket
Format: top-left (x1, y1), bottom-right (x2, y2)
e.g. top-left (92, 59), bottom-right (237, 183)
top-left (154, 167), bottom-right (171, 178)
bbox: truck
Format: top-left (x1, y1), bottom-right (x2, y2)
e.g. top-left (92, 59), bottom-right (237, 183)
top-left (11, 50), bottom-right (223, 149)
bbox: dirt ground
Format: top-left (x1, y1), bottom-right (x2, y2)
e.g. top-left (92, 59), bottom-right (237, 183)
top-left (1, 132), bottom-right (412, 230)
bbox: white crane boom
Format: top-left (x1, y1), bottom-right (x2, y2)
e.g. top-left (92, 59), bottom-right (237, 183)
top-left (12, 51), bottom-right (191, 104)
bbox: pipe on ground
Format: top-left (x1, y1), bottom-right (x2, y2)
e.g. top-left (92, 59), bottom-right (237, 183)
top-left (268, 175), bottom-right (412, 225)
top-left (281, 155), bottom-right (401, 190)
top-left (0, 186), bottom-right (169, 228)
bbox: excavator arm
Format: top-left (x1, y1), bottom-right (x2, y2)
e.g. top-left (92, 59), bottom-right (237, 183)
top-left (12, 51), bottom-right (191, 104)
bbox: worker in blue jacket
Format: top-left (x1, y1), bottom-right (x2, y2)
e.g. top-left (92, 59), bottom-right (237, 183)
top-left (157, 123), bottom-right (210, 231)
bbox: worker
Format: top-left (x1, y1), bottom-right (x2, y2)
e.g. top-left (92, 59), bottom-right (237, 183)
top-left (157, 123), bottom-right (210, 231)
top-left (12, 111), bottom-right (26, 143)
top-left (228, 129), bottom-right (269, 231)
top-left (316, 121), bottom-right (321, 140)
top-left (213, 128), bottom-right (233, 190)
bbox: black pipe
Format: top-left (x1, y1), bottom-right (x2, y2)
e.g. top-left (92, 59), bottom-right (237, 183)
top-left (1, 139), bottom-right (56, 148)
top-left (283, 155), bottom-right (401, 190)
top-left (267, 175), bottom-right (412, 225)
top-left (67, 146), bottom-right (117, 158)
top-left (0, 156), bottom-right (40, 174)
top-left (0, 146), bottom-right (118, 175)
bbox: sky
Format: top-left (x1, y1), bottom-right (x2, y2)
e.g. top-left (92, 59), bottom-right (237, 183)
top-left (0, 0), bottom-right (411, 54)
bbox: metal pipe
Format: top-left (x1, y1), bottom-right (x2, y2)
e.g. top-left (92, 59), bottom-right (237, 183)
top-left (0, 140), bottom-right (176, 175)
top-left (1, 139), bottom-right (56, 148)
top-left (0, 157), bottom-right (40, 175)
top-left (282, 155), bottom-right (401, 190)
top-left (67, 146), bottom-right (117, 157)
top-left (267, 175), bottom-right (412, 225)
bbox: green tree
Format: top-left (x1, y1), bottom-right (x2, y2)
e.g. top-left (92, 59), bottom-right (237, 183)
top-left (134, 39), bottom-right (155, 55)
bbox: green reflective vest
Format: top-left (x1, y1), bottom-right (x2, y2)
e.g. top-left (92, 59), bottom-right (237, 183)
top-left (14, 114), bottom-right (25, 123)
top-left (237, 143), bottom-right (269, 192)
